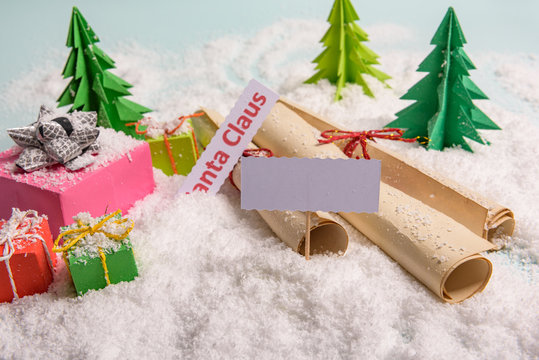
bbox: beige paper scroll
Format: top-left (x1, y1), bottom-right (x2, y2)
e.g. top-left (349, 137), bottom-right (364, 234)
top-left (231, 161), bottom-right (348, 256)
top-left (196, 104), bottom-right (495, 303)
top-left (197, 108), bottom-right (349, 257)
top-left (252, 102), bottom-right (495, 303)
top-left (279, 99), bottom-right (515, 242)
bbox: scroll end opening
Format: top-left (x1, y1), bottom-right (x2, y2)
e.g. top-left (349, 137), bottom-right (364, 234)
top-left (298, 222), bottom-right (348, 257)
top-left (442, 257), bottom-right (493, 304)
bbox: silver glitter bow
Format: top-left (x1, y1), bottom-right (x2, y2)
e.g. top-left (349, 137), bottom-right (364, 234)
top-left (7, 106), bottom-right (100, 172)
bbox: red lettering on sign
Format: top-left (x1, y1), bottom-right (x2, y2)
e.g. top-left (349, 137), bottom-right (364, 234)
top-left (244, 102), bottom-right (260, 118)
top-left (228, 123), bottom-right (245, 136)
top-left (215, 151), bottom-right (230, 164)
top-left (192, 150), bottom-right (231, 192)
top-left (237, 115), bottom-right (253, 130)
top-left (193, 183), bottom-right (209, 192)
top-left (252, 92), bottom-right (266, 106)
top-left (222, 129), bottom-right (241, 146)
top-left (200, 170), bottom-right (217, 186)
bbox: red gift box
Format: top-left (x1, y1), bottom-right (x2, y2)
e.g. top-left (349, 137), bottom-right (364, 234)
top-left (0, 209), bottom-right (56, 303)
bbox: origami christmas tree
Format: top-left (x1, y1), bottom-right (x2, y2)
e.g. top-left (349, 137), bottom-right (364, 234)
top-left (305, 0), bottom-right (390, 101)
top-left (57, 7), bottom-right (151, 139)
top-left (385, 7), bottom-right (500, 152)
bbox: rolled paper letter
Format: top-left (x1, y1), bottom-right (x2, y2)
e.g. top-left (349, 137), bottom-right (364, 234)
top-left (278, 98), bottom-right (515, 243)
top-left (231, 156), bottom-right (349, 256)
top-left (197, 108), bottom-right (349, 256)
top-left (250, 102), bottom-right (495, 303)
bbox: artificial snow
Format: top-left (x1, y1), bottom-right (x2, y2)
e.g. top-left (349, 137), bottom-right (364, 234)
top-left (137, 114), bottom-right (194, 139)
top-left (61, 212), bottom-right (132, 258)
top-left (0, 19), bottom-right (538, 359)
top-left (0, 208), bottom-right (46, 251)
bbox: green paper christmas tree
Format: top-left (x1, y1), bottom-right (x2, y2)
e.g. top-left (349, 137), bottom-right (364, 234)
top-left (305, 0), bottom-right (390, 101)
top-left (385, 7), bottom-right (500, 152)
top-left (57, 7), bottom-right (151, 139)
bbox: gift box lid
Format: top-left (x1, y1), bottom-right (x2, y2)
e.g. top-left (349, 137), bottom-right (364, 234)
top-left (0, 128), bottom-right (143, 192)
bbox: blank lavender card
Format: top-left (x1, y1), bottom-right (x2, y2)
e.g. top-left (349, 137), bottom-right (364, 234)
top-left (241, 157), bottom-right (380, 213)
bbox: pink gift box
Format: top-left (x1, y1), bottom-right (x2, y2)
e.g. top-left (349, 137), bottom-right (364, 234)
top-left (0, 142), bottom-right (155, 237)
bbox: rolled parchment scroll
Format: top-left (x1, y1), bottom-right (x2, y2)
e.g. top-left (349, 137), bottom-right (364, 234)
top-left (255, 102), bottom-right (495, 302)
top-left (231, 161), bottom-right (349, 256)
top-left (198, 108), bottom-right (349, 256)
top-left (279, 99), bottom-right (515, 242)
top-left (197, 103), bottom-right (496, 303)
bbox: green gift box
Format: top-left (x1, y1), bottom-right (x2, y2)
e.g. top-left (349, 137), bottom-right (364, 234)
top-left (129, 116), bottom-right (202, 176)
top-left (54, 210), bottom-right (138, 296)
top-left (147, 130), bottom-right (199, 176)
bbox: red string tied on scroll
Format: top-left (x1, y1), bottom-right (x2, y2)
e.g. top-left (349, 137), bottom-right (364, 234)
top-left (126, 112), bottom-right (204, 175)
top-left (229, 148), bottom-right (274, 190)
top-left (241, 148), bottom-right (274, 158)
top-left (318, 128), bottom-right (416, 160)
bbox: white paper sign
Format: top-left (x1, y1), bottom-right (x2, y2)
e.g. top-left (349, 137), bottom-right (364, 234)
top-left (241, 157), bottom-right (380, 213)
top-left (178, 80), bottom-right (279, 194)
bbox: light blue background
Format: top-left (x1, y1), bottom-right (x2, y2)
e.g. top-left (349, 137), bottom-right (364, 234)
top-left (0, 0), bottom-right (538, 150)
top-left (1, 0), bottom-right (538, 87)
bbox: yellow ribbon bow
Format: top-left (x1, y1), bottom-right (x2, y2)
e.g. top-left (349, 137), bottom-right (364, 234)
top-left (53, 210), bottom-right (134, 286)
top-left (53, 210), bottom-right (134, 253)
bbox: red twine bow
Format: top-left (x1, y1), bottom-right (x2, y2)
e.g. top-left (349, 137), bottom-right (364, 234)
top-left (241, 148), bottom-right (274, 158)
top-left (318, 128), bottom-right (416, 159)
top-left (126, 112), bottom-right (204, 174)
top-left (125, 112), bottom-right (204, 137)
top-left (228, 148), bottom-right (274, 190)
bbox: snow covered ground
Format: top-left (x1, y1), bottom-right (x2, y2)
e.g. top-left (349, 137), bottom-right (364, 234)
top-left (0, 20), bottom-right (538, 359)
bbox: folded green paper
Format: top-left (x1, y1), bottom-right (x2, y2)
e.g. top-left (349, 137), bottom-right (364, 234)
top-left (385, 7), bottom-right (501, 152)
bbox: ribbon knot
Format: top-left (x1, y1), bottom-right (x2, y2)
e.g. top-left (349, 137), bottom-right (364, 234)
top-left (87, 223), bottom-right (98, 236)
top-left (242, 148), bottom-right (274, 158)
top-left (1, 209), bottom-right (41, 262)
top-left (53, 210), bottom-right (134, 253)
top-left (318, 128), bottom-right (416, 159)
top-left (126, 112), bottom-right (205, 137)
top-left (228, 148), bottom-right (274, 191)
top-left (7, 105), bottom-right (100, 172)
top-left (126, 112), bottom-right (204, 175)
top-left (0, 209), bottom-right (54, 300)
